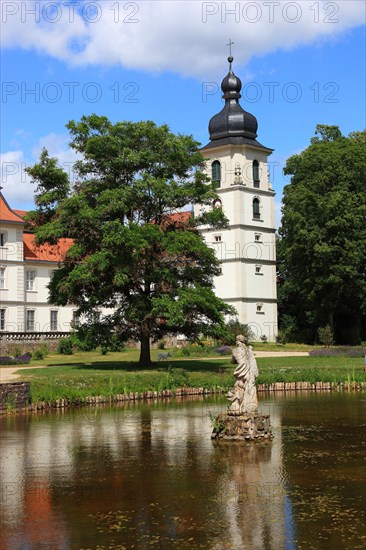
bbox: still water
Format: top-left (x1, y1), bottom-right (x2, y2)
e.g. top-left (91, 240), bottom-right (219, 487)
top-left (1, 392), bottom-right (365, 550)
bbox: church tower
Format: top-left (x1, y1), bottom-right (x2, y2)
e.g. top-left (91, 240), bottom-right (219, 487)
top-left (194, 53), bottom-right (278, 341)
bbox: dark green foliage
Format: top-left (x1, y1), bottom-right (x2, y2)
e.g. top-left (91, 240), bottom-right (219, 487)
top-left (24, 148), bottom-right (70, 237)
top-left (32, 345), bottom-right (48, 360)
top-left (26, 116), bottom-right (234, 365)
top-left (275, 330), bottom-right (288, 345)
top-left (317, 325), bottom-right (335, 347)
top-left (218, 319), bottom-right (254, 345)
top-left (57, 338), bottom-right (74, 355)
top-left (278, 126), bottom-right (366, 344)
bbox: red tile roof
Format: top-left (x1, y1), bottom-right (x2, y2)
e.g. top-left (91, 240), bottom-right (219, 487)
top-left (166, 211), bottom-right (192, 223)
top-left (0, 194), bottom-right (25, 223)
top-left (160, 211), bottom-right (192, 228)
top-left (23, 233), bottom-right (73, 262)
top-left (13, 209), bottom-right (28, 219)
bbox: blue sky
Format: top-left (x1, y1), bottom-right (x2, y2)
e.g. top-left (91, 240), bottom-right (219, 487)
top-left (1, 1), bottom-right (365, 226)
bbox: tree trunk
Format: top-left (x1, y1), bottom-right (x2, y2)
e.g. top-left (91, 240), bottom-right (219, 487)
top-left (139, 328), bottom-right (152, 367)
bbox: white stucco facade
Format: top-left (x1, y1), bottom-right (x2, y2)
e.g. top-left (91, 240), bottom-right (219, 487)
top-left (0, 209), bottom-right (77, 334)
top-left (194, 142), bottom-right (278, 341)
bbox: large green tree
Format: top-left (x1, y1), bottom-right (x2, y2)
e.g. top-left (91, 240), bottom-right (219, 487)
top-left (26, 115), bottom-right (234, 365)
top-left (277, 125), bottom-right (366, 344)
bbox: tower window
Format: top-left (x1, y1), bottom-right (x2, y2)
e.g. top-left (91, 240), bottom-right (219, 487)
top-left (0, 233), bottom-right (7, 247)
top-left (253, 160), bottom-right (260, 188)
top-left (256, 303), bottom-right (264, 314)
top-left (253, 198), bottom-right (261, 220)
top-left (212, 160), bottom-right (221, 188)
top-left (255, 265), bottom-right (263, 275)
top-left (254, 233), bottom-right (262, 242)
top-left (214, 235), bottom-right (222, 242)
top-left (0, 267), bottom-right (5, 289)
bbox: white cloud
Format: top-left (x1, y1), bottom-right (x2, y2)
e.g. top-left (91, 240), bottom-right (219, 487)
top-left (0, 150), bottom-right (32, 207)
top-left (1, 1), bottom-right (364, 78)
top-left (1, 133), bottom-right (79, 209)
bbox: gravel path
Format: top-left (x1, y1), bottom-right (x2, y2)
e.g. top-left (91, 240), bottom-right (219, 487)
top-left (0, 365), bottom-right (46, 383)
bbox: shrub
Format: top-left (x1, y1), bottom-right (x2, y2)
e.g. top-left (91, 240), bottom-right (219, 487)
top-left (0, 356), bottom-right (16, 365)
top-left (219, 319), bottom-right (254, 346)
top-left (317, 325), bottom-right (334, 347)
top-left (216, 346), bottom-right (232, 356)
top-left (16, 354), bottom-right (31, 364)
top-left (33, 346), bottom-right (48, 360)
top-left (309, 347), bottom-right (365, 357)
top-left (158, 340), bottom-right (166, 350)
top-left (0, 353), bottom-right (30, 366)
top-left (57, 338), bottom-right (74, 355)
top-left (260, 335), bottom-right (268, 343)
top-left (276, 330), bottom-right (288, 345)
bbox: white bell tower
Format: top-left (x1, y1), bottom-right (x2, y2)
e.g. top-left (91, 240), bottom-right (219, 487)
top-left (194, 53), bottom-right (278, 341)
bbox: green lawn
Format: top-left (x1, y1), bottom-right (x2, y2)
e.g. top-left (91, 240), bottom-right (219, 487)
top-left (12, 349), bottom-right (366, 403)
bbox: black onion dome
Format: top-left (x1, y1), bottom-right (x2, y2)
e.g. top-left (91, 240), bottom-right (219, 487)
top-left (208, 56), bottom-right (258, 142)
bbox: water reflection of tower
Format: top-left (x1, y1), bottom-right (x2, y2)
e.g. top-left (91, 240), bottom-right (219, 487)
top-left (210, 440), bottom-right (286, 549)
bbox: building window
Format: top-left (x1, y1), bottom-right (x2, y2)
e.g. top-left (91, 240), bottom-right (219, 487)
top-left (213, 198), bottom-right (222, 209)
top-left (50, 310), bottom-right (58, 331)
top-left (91, 311), bottom-right (101, 323)
top-left (256, 303), bottom-right (264, 314)
top-left (254, 233), bottom-right (262, 242)
top-left (212, 160), bottom-right (221, 188)
top-left (0, 233), bottom-right (7, 247)
top-left (26, 270), bottom-right (36, 291)
top-left (0, 309), bottom-right (5, 330)
top-left (26, 310), bottom-right (35, 331)
top-left (0, 267), bottom-right (5, 289)
top-left (72, 311), bottom-right (81, 328)
top-left (214, 235), bottom-right (222, 242)
top-left (253, 160), bottom-right (260, 188)
top-left (255, 265), bottom-right (263, 275)
top-left (253, 198), bottom-right (261, 220)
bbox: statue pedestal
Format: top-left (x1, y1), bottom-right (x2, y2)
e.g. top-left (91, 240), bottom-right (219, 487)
top-left (211, 411), bottom-right (273, 441)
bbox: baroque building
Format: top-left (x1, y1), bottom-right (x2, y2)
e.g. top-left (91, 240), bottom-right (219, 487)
top-left (0, 193), bottom-right (75, 335)
top-left (194, 55), bottom-right (277, 340)
top-left (0, 56), bottom-right (277, 340)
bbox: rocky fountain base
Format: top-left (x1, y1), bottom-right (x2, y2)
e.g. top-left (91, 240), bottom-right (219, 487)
top-left (211, 411), bottom-right (273, 442)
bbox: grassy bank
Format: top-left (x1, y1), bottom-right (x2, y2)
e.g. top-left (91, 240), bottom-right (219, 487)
top-left (10, 349), bottom-right (366, 403)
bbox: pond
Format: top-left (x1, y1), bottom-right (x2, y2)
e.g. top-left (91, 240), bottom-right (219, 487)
top-left (1, 392), bottom-right (365, 549)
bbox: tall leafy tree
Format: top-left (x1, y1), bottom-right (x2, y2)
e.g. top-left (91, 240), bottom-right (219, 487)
top-left (278, 125), bottom-right (366, 344)
top-left (26, 115), bottom-right (234, 365)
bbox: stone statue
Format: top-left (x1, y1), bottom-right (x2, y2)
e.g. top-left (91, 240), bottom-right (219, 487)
top-left (227, 335), bottom-right (258, 415)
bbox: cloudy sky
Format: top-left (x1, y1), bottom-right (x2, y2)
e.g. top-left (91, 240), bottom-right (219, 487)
top-left (1, 0), bottom-right (365, 225)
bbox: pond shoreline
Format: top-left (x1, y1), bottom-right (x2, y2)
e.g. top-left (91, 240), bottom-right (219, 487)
top-left (1, 380), bottom-right (365, 415)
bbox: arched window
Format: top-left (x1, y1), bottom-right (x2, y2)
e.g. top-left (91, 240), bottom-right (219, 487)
top-left (253, 160), bottom-right (260, 188)
top-left (253, 198), bottom-right (260, 219)
top-left (212, 160), bottom-right (221, 188)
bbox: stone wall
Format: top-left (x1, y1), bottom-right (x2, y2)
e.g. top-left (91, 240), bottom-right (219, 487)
top-left (0, 382), bottom-right (31, 412)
